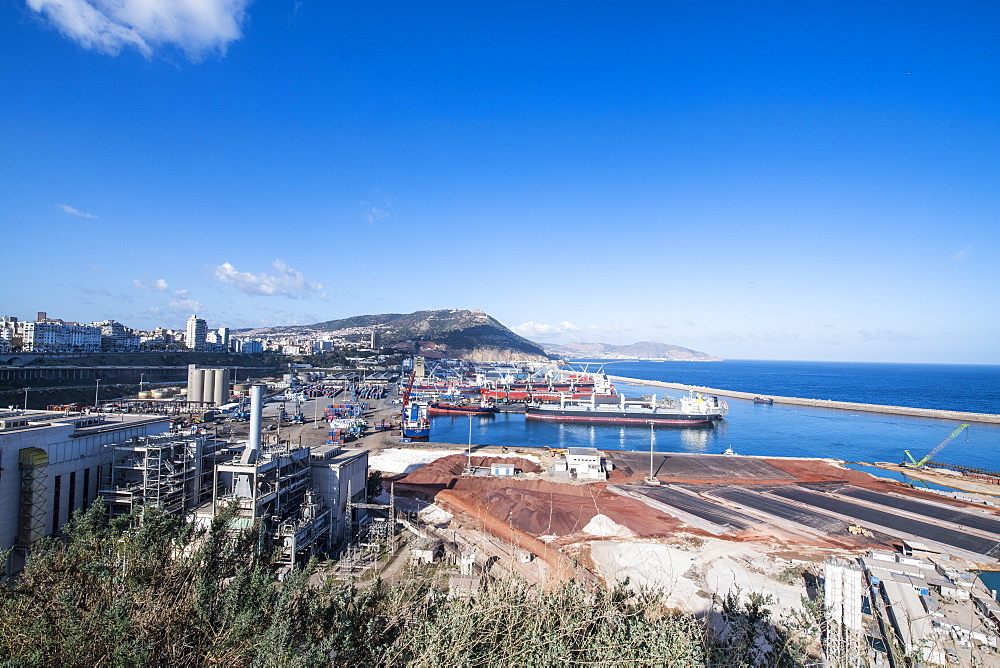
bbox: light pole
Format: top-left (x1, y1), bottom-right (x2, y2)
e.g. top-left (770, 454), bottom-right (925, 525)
top-left (94, 378), bottom-right (101, 411)
top-left (23, 388), bottom-right (28, 411)
top-left (646, 421), bottom-right (659, 485)
top-left (467, 414), bottom-right (474, 470)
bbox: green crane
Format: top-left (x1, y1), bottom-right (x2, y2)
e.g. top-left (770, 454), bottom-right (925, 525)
top-left (903, 423), bottom-right (970, 468)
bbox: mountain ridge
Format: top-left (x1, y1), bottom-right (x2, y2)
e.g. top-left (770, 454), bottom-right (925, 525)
top-left (238, 309), bottom-right (551, 361)
top-left (540, 340), bottom-right (721, 361)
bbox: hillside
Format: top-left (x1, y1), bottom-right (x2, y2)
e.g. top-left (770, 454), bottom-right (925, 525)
top-left (541, 340), bottom-right (722, 361)
top-left (240, 309), bottom-right (551, 361)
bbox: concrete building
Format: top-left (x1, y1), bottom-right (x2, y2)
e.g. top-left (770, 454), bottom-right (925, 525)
top-left (185, 314), bottom-right (208, 351)
top-left (565, 447), bottom-right (606, 480)
top-left (0, 409), bottom-right (171, 574)
top-left (93, 319), bottom-right (140, 351)
top-left (22, 320), bottom-right (101, 352)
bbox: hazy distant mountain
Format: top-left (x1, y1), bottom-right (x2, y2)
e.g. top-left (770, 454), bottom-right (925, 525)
top-left (239, 309), bottom-right (552, 361)
top-left (541, 341), bottom-right (722, 361)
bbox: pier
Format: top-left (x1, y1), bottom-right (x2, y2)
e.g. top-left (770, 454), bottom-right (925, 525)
top-left (608, 375), bottom-right (1000, 425)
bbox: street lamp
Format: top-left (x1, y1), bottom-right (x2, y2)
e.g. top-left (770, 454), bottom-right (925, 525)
top-left (467, 414), bottom-right (474, 471)
top-left (94, 378), bottom-right (101, 411)
top-left (646, 421), bottom-right (659, 485)
top-left (23, 388), bottom-right (28, 411)
top-left (139, 373), bottom-right (145, 391)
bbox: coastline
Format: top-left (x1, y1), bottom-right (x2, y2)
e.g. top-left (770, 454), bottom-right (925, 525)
top-left (608, 375), bottom-right (1000, 425)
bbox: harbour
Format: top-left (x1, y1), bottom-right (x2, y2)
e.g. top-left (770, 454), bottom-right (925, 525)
top-left (610, 374), bottom-right (1000, 424)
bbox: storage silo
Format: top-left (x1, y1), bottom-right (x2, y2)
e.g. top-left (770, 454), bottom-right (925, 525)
top-left (202, 369), bottom-right (217, 406)
top-left (188, 366), bottom-right (204, 403)
top-left (212, 368), bottom-right (230, 407)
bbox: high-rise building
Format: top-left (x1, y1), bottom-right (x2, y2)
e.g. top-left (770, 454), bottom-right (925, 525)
top-left (218, 327), bottom-right (230, 349)
top-left (185, 315), bottom-right (207, 351)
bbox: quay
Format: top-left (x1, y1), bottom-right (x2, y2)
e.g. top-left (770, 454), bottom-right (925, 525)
top-left (608, 375), bottom-right (1000, 425)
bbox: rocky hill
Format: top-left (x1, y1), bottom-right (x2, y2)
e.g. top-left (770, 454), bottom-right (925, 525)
top-left (541, 341), bottom-right (721, 361)
top-left (240, 309), bottom-right (551, 361)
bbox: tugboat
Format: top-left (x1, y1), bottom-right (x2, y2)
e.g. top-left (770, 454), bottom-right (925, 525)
top-left (525, 391), bottom-right (727, 426)
top-left (753, 396), bottom-right (774, 405)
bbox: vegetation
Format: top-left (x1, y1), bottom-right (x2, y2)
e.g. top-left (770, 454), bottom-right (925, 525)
top-left (0, 501), bottom-right (817, 666)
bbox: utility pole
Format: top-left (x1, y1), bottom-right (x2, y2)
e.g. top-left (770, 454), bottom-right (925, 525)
top-left (94, 378), bottom-right (102, 411)
top-left (646, 421), bottom-right (659, 485)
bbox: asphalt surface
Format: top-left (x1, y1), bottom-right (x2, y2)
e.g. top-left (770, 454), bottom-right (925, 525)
top-left (609, 451), bottom-right (794, 481)
top-left (771, 487), bottom-right (1000, 557)
top-left (838, 487), bottom-right (1000, 537)
top-left (627, 485), bottom-right (756, 530)
top-left (707, 487), bottom-right (848, 534)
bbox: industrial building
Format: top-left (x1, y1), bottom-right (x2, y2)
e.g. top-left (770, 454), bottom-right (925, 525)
top-left (185, 385), bottom-right (370, 565)
top-left (0, 409), bottom-right (171, 574)
top-left (2, 380), bottom-right (371, 575)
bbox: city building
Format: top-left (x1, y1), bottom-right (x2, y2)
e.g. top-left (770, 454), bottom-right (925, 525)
top-left (185, 314), bottom-right (208, 351)
top-left (21, 320), bottom-right (101, 352)
top-left (92, 319), bottom-right (140, 351)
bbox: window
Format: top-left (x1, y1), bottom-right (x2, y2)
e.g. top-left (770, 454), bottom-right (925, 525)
top-left (52, 475), bottom-right (62, 535)
top-left (69, 471), bottom-right (77, 514)
top-left (82, 468), bottom-right (90, 509)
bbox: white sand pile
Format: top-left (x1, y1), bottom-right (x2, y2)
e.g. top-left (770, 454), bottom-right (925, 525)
top-left (589, 539), bottom-right (809, 616)
top-left (418, 504), bottom-right (453, 527)
top-left (368, 448), bottom-right (463, 474)
top-left (583, 514), bottom-right (634, 538)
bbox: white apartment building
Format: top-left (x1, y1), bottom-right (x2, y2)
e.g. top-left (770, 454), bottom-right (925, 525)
top-left (185, 314), bottom-right (208, 351)
top-left (22, 321), bottom-right (101, 352)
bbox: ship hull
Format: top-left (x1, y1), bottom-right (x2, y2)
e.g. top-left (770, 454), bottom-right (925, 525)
top-left (525, 407), bottom-right (722, 425)
top-left (427, 403), bottom-right (497, 415)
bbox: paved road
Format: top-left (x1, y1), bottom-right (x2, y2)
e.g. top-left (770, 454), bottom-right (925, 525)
top-left (838, 487), bottom-right (1000, 537)
top-left (771, 487), bottom-right (1000, 557)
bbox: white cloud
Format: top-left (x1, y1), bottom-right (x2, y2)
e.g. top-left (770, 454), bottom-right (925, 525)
top-left (858, 329), bottom-right (918, 342)
top-left (950, 245), bottom-right (972, 261)
top-left (512, 321), bottom-right (582, 337)
top-left (168, 298), bottom-right (204, 312)
top-left (26, 0), bottom-right (250, 61)
top-left (213, 260), bottom-right (324, 298)
top-left (132, 278), bottom-right (170, 291)
top-left (59, 203), bottom-right (96, 218)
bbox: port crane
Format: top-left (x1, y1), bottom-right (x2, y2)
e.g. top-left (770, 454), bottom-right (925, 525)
top-left (903, 423), bottom-right (970, 469)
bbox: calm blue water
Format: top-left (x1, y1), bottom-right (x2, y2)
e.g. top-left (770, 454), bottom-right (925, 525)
top-left (428, 360), bottom-right (1000, 470)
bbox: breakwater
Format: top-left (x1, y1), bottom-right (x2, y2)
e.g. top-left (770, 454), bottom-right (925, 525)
top-left (609, 375), bottom-right (1000, 425)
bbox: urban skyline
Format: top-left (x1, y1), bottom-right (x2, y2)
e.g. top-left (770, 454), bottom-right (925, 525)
top-left (2, 2), bottom-right (996, 364)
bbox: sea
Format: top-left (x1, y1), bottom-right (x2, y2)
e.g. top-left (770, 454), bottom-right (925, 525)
top-left (427, 359), bottom-right (1000, 472)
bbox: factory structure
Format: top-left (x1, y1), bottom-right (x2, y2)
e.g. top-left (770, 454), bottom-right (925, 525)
top-left (0, 382), bottom-right (370, 576)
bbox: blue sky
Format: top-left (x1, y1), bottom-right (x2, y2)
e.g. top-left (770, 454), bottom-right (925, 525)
top-left (2, 1), bottom-right (997, 363)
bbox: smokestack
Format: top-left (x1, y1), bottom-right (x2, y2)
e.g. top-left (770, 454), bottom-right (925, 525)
top-left (249, 384), bottom-right (264, 451)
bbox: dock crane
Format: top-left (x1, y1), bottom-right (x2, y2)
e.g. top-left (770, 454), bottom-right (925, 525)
top-left (903, 423), bottom-right (970, 469)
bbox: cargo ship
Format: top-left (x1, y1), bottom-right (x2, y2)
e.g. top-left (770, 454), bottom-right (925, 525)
top-left (525, 391), bottom-right (728, 425)
top-left (402, 402), bottom-right (430, 438)
top-left (427, 401), bottom-right (497, 416)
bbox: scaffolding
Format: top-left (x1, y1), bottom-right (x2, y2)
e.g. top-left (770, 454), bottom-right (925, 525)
top-left (824, 557), bottom-right (865, 667)
top-left (17, 448), bottom-right (49, 548)
top-left (100, 433), bottom-right (207, 517)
